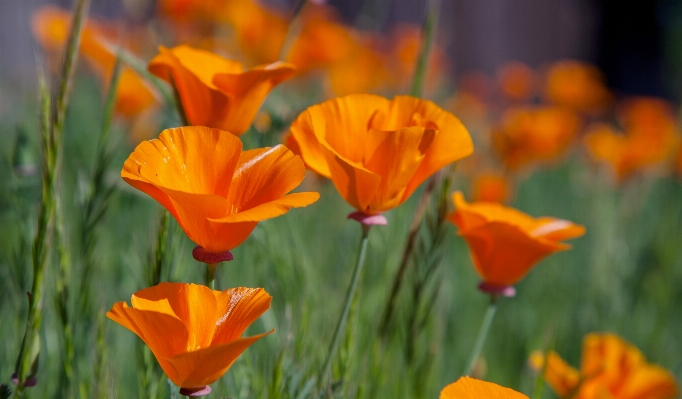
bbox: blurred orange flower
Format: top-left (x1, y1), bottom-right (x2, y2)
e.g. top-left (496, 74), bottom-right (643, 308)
top-left (326, 36), bottom-right (389, 96)
top-left (107, 282), bottom-right (272, 396)
top-left (121, 126), bottom-right (319, 256)
top-left (492, 106), bottom-right (581, 170)
top-left (32, 5), bottom-right (157, 118)
top-left (440, 376), bottom-right (528, 399)
top-left (532, 333), bottom-right (678, 399)
top-left (545, 60), bottom-right (611, 113)
top-left (471, 172), bottom-right (511, 203)
top-left (584, 97), bottom-right (677, 182)
top-left (287, 94), bottom-right (473, 220)
top-left (387, 24), bottom-right (447, 93)
top-left (497, 61), bottom-right (536, 102)
top-left (148, 45), bottom-right (295, 135)
top-left (449, 191), bottom-right (584, 294)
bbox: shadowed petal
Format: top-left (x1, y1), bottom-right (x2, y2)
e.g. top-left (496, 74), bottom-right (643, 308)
top-left (212, 288), bottom-right (272, 344)
top-left (321, 142), bottom-right (381, 212)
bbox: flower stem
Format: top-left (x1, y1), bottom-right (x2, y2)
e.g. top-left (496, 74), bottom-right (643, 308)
top-left (319, 224), bottom-right (371, 388)
top-left (205, 263), bottom-right (218, 290)
top-left (462, 295), bottom-right (498, 377)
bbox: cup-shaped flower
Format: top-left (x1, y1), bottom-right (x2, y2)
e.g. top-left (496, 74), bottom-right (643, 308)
top-left (532, 333), bottom-right (678, 399)
top-left (287, 94), bottom-right (473, 218)
top-left (448, 192), bottom-right (584, 293)
top-left (148, 45), bottom-right (295, 135)
top-left (440, 377), bottom-right (529, 399)
top-left (107, 283), bottom-right (273, 395)
top-left (122, 126), bottom-right (319, 255)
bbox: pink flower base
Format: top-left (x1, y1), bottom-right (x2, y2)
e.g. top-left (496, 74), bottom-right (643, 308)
top-left (179, 386), bottom-right (212, 397)
top-left (11, 373), bottom-right (37, 387)
top-left (347, 211), bottom-right (387, 226)
top-left (192, 246), bottom-right (234, 264)
top-left (478, 282), bottom-right (516, 297)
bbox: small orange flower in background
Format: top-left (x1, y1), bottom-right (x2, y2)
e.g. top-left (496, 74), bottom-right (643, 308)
top-left (440, 376), bottom-right (529, 399)
top-left (32, 6), bottom-right (157, 118)
top-left (122, 126), bottom-right (319, 259)
top-left (497, 61), bottom-right (536, 102)
top-left (326, 36), bottom-right (389, 96)
top-left (532, 333), bottom-right (678, 399)
top-left (449, 192), bottom-right (584, 295)
top-left (492, 106), bottom-right (581, 170)
top-left (584, 97), bottom-right (677, 182)
top-left (107, 282), bottom-right (272, 396)
top-left (387, 24), bottom-right (448, 93)
top-left (471, 172), bottom-right (512, 203)
top-left (545, 60), bottom-right (612, 114)
top-left (148, 45), bottom-right (295, 135)
top-left (287, 94), bottom-right (473, 223)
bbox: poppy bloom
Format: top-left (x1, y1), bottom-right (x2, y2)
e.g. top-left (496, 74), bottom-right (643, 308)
top-left (148, 45), bottom-right (295, 135)
top-left (497, 61), bottom-right (536, 102)
top-left (440, 376), bottom-right (529, 399)
top-left (449, 192), bottom-right (584, 295)
top-left (107, 282), bottom-right (273, 396)
top-left (531, 333), bottom-right (678, 399)
top-left (544, 60), bottom-right (611, 114)
top-left (121, 126), bottom-right (319, 260)
top-left (492, 106), bottom-right (581, 171)
top-left (287, 94), bottom-right (473, 223)
top-left (471, 172), bottom-right (511, 204)
top-left (31, 6), bottom-right (157, 118)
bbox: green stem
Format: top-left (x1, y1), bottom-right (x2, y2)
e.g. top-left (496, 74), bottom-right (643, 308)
top-left (277, 0), bottom-right (308, 61)
top-left (319, 225), bottom-right (371, 388)
top-left (205, 263), bottom-right (218, 290)
top-left (462, 296), bottom-right (498, 376)
top-left (409, 0), bottom-right (441, 97)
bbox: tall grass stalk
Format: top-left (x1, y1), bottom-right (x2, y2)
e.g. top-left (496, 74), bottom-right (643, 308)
top-left (409, 0), bottom-right (441, 98)
top-left (318, 224), bottom-right (371, 393)
top-left (277, 0), bottom-right (308, 61)
top-left (13, 0), bottom-right (90, 395)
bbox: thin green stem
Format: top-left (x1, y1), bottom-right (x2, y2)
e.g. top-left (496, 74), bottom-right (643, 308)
top-left (409, 0), bottom-right (441, 97)
top-left (462, 296), bottom-right (498, 377)
top-left (205, 263), bottom-right (218, 290)
top-left (319, 225), bottom-right (371, 389)
top-left (277, 0), bottom-right (307, 61)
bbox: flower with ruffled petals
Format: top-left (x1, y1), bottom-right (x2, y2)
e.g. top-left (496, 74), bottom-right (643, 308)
top-left (148, 45), bottom-right (295, 135)
top-left (31, 5), bottom-right (157, 118)
top-left (107, 282), bottom-right (272, 396)
top-left (122, 126), bottom-right (318, 258)
top-left (448, 192), bottom-right (584, 295)
top-left (287, 94), bottom-right (473, 221)
top-left (531, 333), bottom-right (678, 399)
top-left (440, 376), bottom-right (529, 399)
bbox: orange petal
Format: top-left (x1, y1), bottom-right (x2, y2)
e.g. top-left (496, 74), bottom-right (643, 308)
top-left (619, 366), bottom-right (679, 399)
top-left (287, 108), bottom-right (332, 178)
top-left (362, 126), bottom-right (434, 212)
top-left (161, 330), bottom-right (273, 388)
top-left (440, 376), bottom-right (529, 399)
top-left (202, 220), bottom-right (258, 253)
top-left (321, 142), bottom-right (381, 212)
top-left (541, 351), bottom-right (581, 397)
top-left (225, 145), bottom-right (306, 213)
top-left (131, 283), bottom-right (219, 351)
top-left (532, 218), bottom-right (586, 242)
top-left (212, 288), bottom-right (272, 344)
top-left (210, 192), bottom-right (320, 223)
top-left (212, 62), bottom-right (296, 134)
top-left (106, 302), bottom-right (188, 359)
top-left (460, 221), bottom-right (568, 286)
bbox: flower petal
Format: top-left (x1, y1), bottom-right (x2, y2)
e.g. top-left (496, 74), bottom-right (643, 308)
top-left (210, 192), bottom-right (320, 223)
top-left (440, 376), bottom-right (529, 399)
top-left (540, 351), bottom-right (581, 397)
top-left (321, 142), bottom-right (381, 213)
top-left (161, 330), bottom-right (273, 388)
top-left (212, 287), bottom-right (272, 345)
top-left (288, 108), bottom-right (332, 177)
top-left (532, 218), bottom-right (586, 242)
top-left (212, 62), bottom-right (296, 134)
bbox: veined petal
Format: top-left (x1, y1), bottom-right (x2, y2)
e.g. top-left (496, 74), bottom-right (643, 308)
top-left (440, 376), bottom-right (529, 399)
top-left (106, 303), bottom-right (189, 359)
top-left (363, 127), bottom-right (434, 212)
top-left (131, 283), bottom-right (218, 352)
top-left (226, 145), bottom-right (307, 214)
top-left (161, 330), bottom-right (273, 388)
top-left (128, 126), bottom-right (242, 196)
top-left (212, 288), bottom-right (272, 345)
top-left (210, 192), bottom-right (320, 223)
top-left (461, 222), bottom-right (569, 287)
top-left (288, 109), bottom-right (332, 178)
top-left (212, 62), bottom-right (296, 134)
top-left (321, 142), bottom-right (381, 212)
top-left (532, 218), bottom-right (586, 242)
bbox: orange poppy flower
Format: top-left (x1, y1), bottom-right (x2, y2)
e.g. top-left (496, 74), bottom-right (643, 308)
top-left (31, 6), bottom-right (157, 118)
top-left (497, 61), bottom-right (536, 102)
top-left (107, 282), bottom-right (272, 396)
top-left (545, 60), bottom-right (611, 114)
top-left (532, 333), bottom-right (678, 399)
top-left (148, 45), bottom-right (295, 135)
top-left (471, 172), bottom-right (511, 204)
top-left (449, 191), bottom-right (584, 295)
top-left (492, 106), bottom-right (581, 170)
top-left (287, 94), bottom-right (473, 222)
top-left (326, 36), bottom-right (389, 96)
top-left (440, 376), bottom-right (529, 399)
top-left (121, 126), bottom-right (319, 259)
